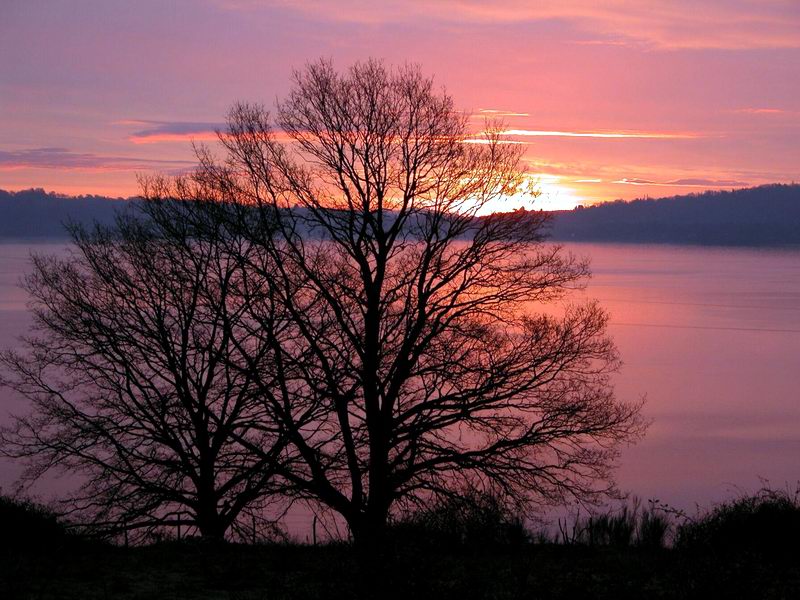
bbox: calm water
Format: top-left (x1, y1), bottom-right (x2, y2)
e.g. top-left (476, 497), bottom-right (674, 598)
top-left (1, 241), bottom-right (799, 519)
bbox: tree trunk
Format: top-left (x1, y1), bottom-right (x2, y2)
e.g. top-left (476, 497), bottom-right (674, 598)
top-left (196, 483), bottom-right (226, 540)
top-left (349, 506), bottom-right (393, 599)
top-left (196, 506), bottom-right (226, 540)
top-left (196, 454), bottom-right (226, 540)
top-left (350, 503), bottom-right (391, 550)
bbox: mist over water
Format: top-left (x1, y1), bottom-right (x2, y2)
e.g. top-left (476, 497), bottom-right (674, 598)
top-left (1, 241), bottom-right (799, 528)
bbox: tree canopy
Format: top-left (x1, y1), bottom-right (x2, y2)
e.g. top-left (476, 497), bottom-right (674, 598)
top-left (1, 59), bottom-right (644, 547)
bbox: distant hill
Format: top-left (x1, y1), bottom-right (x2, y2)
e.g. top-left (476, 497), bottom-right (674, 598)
top-left (549, 184), bottom-right (800, 246)
top-left (0, 188), bottom-right (124, 240)
top-left (1, 185), bottom-right (799, 246)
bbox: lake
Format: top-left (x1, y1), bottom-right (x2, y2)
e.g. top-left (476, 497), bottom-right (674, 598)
top-left (579, 243), bottom-right (800, 511)
top-left (1, 241), bottom-right (799, 524)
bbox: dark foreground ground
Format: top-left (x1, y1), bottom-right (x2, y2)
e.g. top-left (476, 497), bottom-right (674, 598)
top-left (3, 538), bottom-right (800, 600)
top-left (4, 489), bottom-right (800, 599)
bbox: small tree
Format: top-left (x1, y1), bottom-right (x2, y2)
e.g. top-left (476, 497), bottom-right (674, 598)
top-left (0, 200), bottom-right (285, 541)
top-left (184, 59), bottom-right (645, 547)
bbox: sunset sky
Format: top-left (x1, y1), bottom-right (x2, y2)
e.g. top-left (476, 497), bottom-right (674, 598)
top-left (1, 0), bottom-right (798, 209)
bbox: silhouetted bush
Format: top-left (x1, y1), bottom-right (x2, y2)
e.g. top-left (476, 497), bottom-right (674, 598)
top-left (389, 491), bottom-right (530, 550)
top-left (559, 498), bottom-right (671, 548)
top-left (578, 507), bottom-right (637, 546)
top-left (0, 494), bottom-right (71, 552)
top-left (637, 504), bottom-right (671, 549)
top-left (675, 487), bottom-right (800, 561)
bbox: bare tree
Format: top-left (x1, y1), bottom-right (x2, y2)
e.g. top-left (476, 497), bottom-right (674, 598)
top-left (185, 59), bottom-right (645, 547)
top-left (2, 58), bottom-right (644, 548)
top-left (0, 198), bottom-right (286, 541)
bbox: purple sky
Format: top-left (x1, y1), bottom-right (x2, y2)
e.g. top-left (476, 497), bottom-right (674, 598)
top-left (1, 0), bottom-right (798, 207)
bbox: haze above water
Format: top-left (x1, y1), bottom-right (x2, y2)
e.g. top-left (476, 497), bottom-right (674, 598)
top-left (1, 242), bottom-right (799, 518)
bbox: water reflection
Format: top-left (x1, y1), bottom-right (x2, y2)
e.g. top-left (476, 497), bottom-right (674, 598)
top-left (1, 241), bottom-right (799, 517)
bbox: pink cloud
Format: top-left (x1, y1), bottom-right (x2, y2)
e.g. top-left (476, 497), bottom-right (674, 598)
top-left (216, 0), bottom-right (800, 49)
top-left (731, 108), bottom-right (791, 115)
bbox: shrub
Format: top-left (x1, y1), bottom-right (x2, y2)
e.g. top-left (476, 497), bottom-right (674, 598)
top-left (578, 507), bottom-right (637, 547)
top-left (390, 491), bottom-right (530, 550)
top-left (637, 505), bottom-right (670, 549)
top-left (0, 494), bottom-right (71, 552)
top-left (675, 487), bottom-right (800, 560)
top-left (559, 498), bottom-right (671, 548)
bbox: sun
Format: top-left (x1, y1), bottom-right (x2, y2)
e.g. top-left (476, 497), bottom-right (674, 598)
top-left (475, 174), bottom-right (584, 215)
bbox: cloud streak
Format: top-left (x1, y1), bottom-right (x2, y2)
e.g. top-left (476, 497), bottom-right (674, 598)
top-left (0, 147), bottom-right (194, 172)
top-left (468, 129), bottom-right (703, 143)
top-left (125, 121), bottom-right (225, 144)
top-left (615, 177), bottom-right (749, 187)
top-left (122, 120), bottom-right (301, 145)
top-left (217, 0), bottom-right (800, 49)
top-left (730, 108), bottom-right (792, 116)
top-left (476, 109), bottom-right (530, 117)
top-left (503, 129), bottom-right (700, 139)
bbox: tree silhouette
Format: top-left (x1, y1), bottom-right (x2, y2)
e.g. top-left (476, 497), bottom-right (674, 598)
top-left (1, 58), bottom-right (645, 549)
top-left (176, 59), bottom-right (645, 547)
top-left (0, 201), bottom-right (286, 541)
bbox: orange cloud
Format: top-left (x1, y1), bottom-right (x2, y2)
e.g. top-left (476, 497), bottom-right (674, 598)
top-left (130, 132), bottom-right (220, 144)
